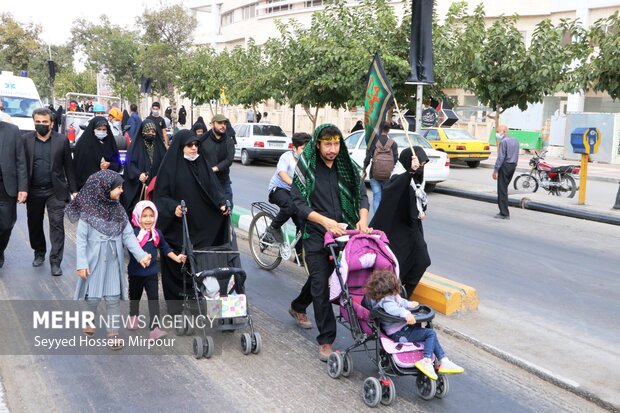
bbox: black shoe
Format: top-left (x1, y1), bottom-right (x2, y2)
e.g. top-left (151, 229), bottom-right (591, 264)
top-left (494, 214), bottom-right (510, 220)
top-left (51, 263), bottom-right (63, 276)
top-left (266, 226), bottom-right (284, 243)
top-left (32, 254), bottom-right (45, 267)
top-left (0, 251), bottom-right (4, 268)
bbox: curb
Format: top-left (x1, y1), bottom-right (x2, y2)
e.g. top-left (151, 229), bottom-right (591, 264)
top-left (411, 272), bottom-right (478, 315)
top-left (434, 186), bottom-right (620, 226)
top-left (478, 162), bottom-right (619, 183)
top-left (436, 324), bottom-right (620, 413)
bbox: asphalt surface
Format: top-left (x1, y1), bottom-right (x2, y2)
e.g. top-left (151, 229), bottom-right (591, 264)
top-left (0, 160), bottom-right (616, 412)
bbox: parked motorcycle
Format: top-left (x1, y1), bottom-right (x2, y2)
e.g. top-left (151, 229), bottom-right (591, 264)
top-left (513, 151), bottom-right (580, 198)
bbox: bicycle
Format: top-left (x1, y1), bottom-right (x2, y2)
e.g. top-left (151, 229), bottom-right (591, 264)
top-left (248, 201), bottom-right (303, 270)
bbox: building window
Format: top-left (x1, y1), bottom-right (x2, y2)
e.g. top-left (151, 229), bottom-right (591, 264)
top-left (305, 0), bottom-right (323, 7)
top-left (221, 11), bottom-right (234, 26)
top-left (266, 0), bottom-right (292, 14)
top-left (242, 3), bottom-right (257, 20)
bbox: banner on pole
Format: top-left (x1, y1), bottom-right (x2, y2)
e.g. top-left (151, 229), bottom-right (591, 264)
top-left (406, 0), bottom-right (435, 84)
top-left (364, 52), bottom-right (395, 145)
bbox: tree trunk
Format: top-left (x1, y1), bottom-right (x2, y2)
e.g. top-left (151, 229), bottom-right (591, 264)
top-left (168, 85), bottom-right (177, 129)
top-left (304, 105), bottom-right (318, 131)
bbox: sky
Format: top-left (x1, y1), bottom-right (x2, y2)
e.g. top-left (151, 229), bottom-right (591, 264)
top-left (1, 1), bottom-right (152, 46)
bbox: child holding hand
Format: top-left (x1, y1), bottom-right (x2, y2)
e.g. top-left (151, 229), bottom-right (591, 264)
top-left (128, 201), bottom-right (186, 340)
top-left (366, 269), bottom-right (464, 380)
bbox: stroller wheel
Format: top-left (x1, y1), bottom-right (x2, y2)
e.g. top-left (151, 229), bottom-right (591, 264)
top-left (326, 352), bottom-right (343, 379)
top-left (341, 352), bottom-right (353, 378)
top-left (415, 374), bottom-right (437, 400)
top-left (380, 377), bottom-right (396, 406)
top-left (362, 377), bottom-right (382, 407)
top-left (240, 333), bottom-right (252, 355)
top-left (435, 374), bottom-right (449, 399)
top-left (203, 336), bottom-right (214, 359)
top-left (251, 332), bottom-right (262, 354)
top-left (175, 326), bottom-right (185, 336)
top-left (192, 337), bottom-right (203, 359)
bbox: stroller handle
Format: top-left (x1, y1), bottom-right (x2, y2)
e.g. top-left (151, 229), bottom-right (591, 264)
top-left (324, 229), bottom-right (388, 248)
top-left (196, 267), bottom-right (245, 282)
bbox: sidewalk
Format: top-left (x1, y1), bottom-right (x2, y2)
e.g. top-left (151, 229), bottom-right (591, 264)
top-left (480, 147), bottom-right (620, 183)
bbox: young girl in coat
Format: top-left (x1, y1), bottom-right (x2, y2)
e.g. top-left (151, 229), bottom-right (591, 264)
top-left (127, 200), bottom-right (186, 340)
top-left (67, 170), bottom-right (151, 350)
top-left (366, 269), bottom-right (464, 380)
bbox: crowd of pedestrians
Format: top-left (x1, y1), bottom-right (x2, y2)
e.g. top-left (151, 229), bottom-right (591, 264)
top-left (0, 106), bottom-right (456, 365)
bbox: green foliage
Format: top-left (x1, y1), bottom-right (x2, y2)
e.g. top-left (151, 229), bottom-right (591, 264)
top-left (264, 0), bottom-right (414, 127)
top-left (53, 69), bottom-right (97, 97)
top-left (71, 16), bottom-right (141, 101)
top-left (137, 4), bottom-right (197, 100)
top-left (587, 12), bottom-right (620, 100)
top-left (434, 3), bottom-right (589, 119)
top-left (224, 39), bottom-right (273, 108)
top-left (0, 13), bottom-right (41, 73)
top-left (177, 45), bottom-right (223, 106)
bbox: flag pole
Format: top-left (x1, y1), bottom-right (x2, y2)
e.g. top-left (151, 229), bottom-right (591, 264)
top-left (393, 97), bottom-right (414, 152)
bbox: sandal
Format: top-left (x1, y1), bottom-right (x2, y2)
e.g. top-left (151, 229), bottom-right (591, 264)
top-left (107, 334), bottom-right (124, 350)
top-left (83, 326), bottom-right (96, 336)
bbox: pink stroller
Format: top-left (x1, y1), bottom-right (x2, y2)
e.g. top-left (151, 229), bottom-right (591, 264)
top-left (325, 230), bottom-right (448, 407)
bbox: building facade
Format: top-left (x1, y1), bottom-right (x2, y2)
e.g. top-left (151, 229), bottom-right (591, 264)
top-left (184, 0), bottom-right (620, 147)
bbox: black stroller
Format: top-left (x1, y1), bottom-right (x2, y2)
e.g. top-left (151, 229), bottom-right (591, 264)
top-left (176, 200), bottom-right (262, 359)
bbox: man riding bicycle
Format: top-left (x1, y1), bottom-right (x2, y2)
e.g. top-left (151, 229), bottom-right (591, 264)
top-left (265, 132), bottom-right (311, 257)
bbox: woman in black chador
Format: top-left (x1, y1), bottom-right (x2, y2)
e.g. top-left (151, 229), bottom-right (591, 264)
top-left (122, 120), bottom-right (166, 216)
top-left (370, 146), bottom-right (431, 297)
top-left (74, 116), bottom-right (121, 190)
top-left (154, 129), bottom-right (229, 314)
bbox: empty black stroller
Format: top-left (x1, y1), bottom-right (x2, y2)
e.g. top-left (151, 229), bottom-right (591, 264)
top-left (176, 200), bottom-right (262, 359)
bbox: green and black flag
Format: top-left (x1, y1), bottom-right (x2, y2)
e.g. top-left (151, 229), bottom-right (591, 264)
top-left (363, 52), bottom-right (395, 145)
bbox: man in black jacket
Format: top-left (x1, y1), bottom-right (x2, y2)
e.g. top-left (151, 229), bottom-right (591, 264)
top-left (200, 114), bottom-right (235, 206)
top-left (0, 119), bottom-right (28, 268)
top-left (24, 108), bottom-right (77, 275)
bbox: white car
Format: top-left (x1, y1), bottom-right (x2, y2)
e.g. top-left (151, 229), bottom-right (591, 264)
top-left (233, 123), bottom-right (292, 165)
top-left (344, 129), bottom-right (450, 191)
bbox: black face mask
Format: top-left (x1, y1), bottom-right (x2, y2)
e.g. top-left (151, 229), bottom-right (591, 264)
top-left (35, 124), bottom-right (50, 136)
top-left (143, 134), bottom-right (155, 142)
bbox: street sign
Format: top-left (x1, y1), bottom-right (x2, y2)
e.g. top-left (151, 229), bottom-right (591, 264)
top-left (570, 127), bottom-right (601, 154)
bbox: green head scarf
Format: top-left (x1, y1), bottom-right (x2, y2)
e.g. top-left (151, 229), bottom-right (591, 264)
top-left (293, 123), bottom-right (362, 237)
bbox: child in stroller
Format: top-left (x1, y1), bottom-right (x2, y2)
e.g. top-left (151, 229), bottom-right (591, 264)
top-left (367, 269), bottom-right (464, 380)
top-left (325, 230), bottom-right (462, 407)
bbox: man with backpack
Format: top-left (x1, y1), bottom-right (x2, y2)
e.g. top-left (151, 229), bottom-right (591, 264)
top-left (362, 122), bottom-right (398, 213)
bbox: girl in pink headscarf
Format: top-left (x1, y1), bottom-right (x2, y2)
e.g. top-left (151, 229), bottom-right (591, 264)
top-left (127, 200), bottom-right (186, 340)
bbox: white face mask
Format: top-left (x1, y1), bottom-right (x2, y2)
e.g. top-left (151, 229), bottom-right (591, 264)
top-left (94, 130), bottom-right (108, 140)
top-left (152, 109), bottom-right (160, 116)
top-left (184, 153), bottom-right (199, 161)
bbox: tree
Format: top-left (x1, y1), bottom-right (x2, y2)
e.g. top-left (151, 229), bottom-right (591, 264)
top-left (137, 4), bottom-right (197, 123)
top-left (0, 13), bottom-right (41, 73)
top-left (177, 45), bottom-right (226, 116)
top-left (265, 0), bottom-right (413, 130)
top-left (587, 12), bottom-right (620, 100)
top-left (434, 3), bottom-right (588, 127)
top-left (53, 69), bottom-right (97, 98)
top-left (71, 17), bottom-right (142, 102)
top-left (224, 39), bottom-right (273, 115)
top-left (30, 44), bottom-right (74, 101)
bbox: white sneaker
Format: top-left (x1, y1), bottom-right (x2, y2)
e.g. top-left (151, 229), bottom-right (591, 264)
top-left (438, 358), bottom-right (464, 374)
top-left (415, 358), bottom-right (438, 380)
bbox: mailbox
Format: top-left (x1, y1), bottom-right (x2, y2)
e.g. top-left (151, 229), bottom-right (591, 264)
top-left (571, 127), bottom-right (601, 154)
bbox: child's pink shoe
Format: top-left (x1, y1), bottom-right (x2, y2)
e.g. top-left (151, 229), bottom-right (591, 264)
top-left (127, 316), bottom-right (139, 331)
top-left (149, 327), bottom-right (168, 340)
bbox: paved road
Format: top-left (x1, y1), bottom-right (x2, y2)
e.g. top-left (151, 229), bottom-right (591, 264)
top-left (0, 209), bottom-right (607, 413)
top-left (0, 160), bottom-right (616, 412)
top-left (230, 160), bottom-right (620, 407)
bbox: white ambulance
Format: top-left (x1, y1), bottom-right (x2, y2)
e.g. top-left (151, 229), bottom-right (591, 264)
top-left (0, 71), bottom-right (44, 132)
